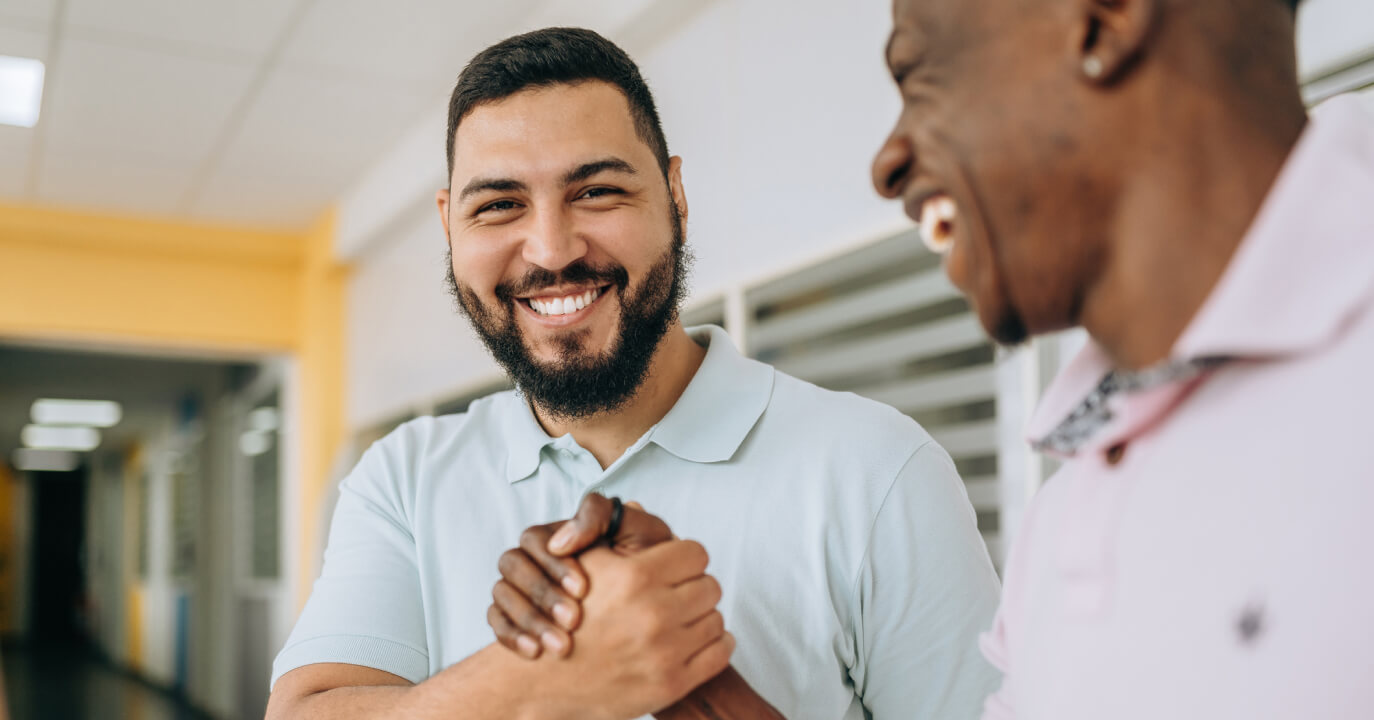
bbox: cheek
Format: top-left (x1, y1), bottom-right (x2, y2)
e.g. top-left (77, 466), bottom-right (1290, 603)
top-left (451, 233), bottom-right (517, 293)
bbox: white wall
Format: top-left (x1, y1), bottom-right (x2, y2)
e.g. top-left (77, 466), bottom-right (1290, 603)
top-left (341, 0), bottom-right (908, 429)
top-left (339, 0), bottom-right (1374, 433)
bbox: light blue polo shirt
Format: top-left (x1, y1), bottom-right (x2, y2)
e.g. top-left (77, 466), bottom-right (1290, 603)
top-left (273, 325), bottom-right (1001, 719)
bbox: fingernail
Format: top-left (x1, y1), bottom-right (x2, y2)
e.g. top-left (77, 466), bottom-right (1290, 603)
top-left (548, 526), bottom-right (573, 552)
top-left (542, 631), bottom-right (567, 655)
top-left (553, 602), bottom-right (576, 629)
top-left (561, 574), bottom-right (585, 598)
top-left (516, 634), bottom-right (540, 658)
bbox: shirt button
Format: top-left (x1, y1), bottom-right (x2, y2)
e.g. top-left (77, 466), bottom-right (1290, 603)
top-left (1105, 442), bottom-right (1128, 465)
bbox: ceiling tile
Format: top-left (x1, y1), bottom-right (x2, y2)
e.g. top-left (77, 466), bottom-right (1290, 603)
top-left (0, 127), bottom-right (34, 200)
top-left (186, 169), bottom-right (336, 230)
top-left (0, 24), bottom-right (49, 62)
top-left (43, 36), bottom-right (256, 165)
top-left (35, 144), bottom-right (196, 217)
top-left (281, 0), bottom-right (544, 91)
top-left (65, 0), bottom-right (304, 58)
top-left (0, 0), bottom-right (55, 27)
top-left (211, 65), bottom-right (434, 189)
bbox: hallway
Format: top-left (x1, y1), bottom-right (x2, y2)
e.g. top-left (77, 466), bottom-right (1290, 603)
top-left (4, 644), bottom-right (216, 720)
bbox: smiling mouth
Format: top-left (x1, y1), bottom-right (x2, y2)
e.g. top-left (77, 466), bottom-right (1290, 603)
top-left (520, 286), bottom-right (607, 317)
top-left (918, 193), bottom-right (959, 255)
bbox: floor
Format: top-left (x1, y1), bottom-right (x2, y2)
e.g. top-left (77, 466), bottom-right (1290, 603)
top-left (3, 644), bottom-right (217, 720)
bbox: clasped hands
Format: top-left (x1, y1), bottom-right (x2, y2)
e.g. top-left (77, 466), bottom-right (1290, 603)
top-left (487, 495), bottom-right (733, 718)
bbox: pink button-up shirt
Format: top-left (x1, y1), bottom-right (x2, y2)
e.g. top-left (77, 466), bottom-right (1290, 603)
top-left (980, 95), bottom-right (1374, 719)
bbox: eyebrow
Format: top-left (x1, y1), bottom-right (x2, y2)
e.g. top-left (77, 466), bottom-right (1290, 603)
top-left (458, 157), bottom-right (639, 203)
top-left (458, 177), bottom-right (527, 202)
top-left (561, 157), bottom-right (637, 186)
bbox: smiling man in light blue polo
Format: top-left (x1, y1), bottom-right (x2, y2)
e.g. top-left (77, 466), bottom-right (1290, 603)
top-left (268, 28), bottom-right (999, 720)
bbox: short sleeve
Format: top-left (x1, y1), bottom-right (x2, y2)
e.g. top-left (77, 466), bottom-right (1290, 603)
top-left (271, 437), bottom-right (429, 687)
top-left (849, 441), bottom-right (1004, 720)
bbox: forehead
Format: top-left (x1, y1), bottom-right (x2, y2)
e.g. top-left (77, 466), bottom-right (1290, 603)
top-left (451, 81), bottom-right (649, 182)
top-left (887, 0), bottom-right (967, 58)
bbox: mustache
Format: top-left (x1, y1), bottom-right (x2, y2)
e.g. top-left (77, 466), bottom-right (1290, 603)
top-left (494, 260), bottom-right (630, 301)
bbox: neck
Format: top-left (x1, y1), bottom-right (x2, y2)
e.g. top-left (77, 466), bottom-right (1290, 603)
top-left (532, 323), bottom-right (706, 468)
top-left (1079, 81), bottom-right (1307, 370)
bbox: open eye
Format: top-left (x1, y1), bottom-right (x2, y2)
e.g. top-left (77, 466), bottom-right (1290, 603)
top-left (578, 186), bottom-right (623, 201)
top-left (476, 199), bottom-right (521, 215)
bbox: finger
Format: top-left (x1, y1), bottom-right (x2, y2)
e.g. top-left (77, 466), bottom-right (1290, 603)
top-left (609, 505), bottom-right (674, 553)
top-left (492, 580), bottom-right (571, 657)
top-left (681, 609), bottom-right (727, 651)
top-left (670, 574), bottom-right (723, 622)
top-left (487, 603), bottom-right (542, 659)
top-left (682, 632), bottom-right (735, 688)
top-left (636, 539), bottom-right (711, 585)
top-left (498, 546), bottom-right (581, 629)
top-left (548, 494), bottom-right (614, 556)
top-left (517, 524), bottom-right (589, 602)
top-left (625, 501), bottom-right (644, 510)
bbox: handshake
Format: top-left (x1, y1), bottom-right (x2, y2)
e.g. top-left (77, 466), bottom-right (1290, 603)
top-left (486, 495), bottom-right (784, 720)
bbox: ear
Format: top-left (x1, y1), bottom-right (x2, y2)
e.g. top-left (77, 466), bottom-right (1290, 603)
top-left (666, 156), bottom-right (689, 240)
top-left (1076, 0), bottom-right (1160, 84)
top-left (436, 188), bottom-right (454, 241)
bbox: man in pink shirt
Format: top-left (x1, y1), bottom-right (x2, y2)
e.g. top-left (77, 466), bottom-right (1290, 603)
top-left (870, 0), bottom-right (1374, 717)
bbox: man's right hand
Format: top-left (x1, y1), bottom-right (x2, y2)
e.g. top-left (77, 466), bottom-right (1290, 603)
top-left (489, 496), bottom-right (674, 658)
top-left (542, 540), bottom-right (734, 719)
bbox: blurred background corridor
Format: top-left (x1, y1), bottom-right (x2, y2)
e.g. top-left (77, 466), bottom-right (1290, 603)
top-left (1, 1), bottom-right (1372, 718)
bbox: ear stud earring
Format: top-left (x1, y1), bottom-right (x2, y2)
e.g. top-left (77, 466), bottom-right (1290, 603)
top-left (1083, 56), bottom-right (1104, 79)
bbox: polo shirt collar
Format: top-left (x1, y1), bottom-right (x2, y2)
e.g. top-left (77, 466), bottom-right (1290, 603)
top-left (502, 324), bottom-right (774, 483)
top-left (1029, 95), bottom-right (1374, 451)
top-left (647, 325), bottom-right (774, 463)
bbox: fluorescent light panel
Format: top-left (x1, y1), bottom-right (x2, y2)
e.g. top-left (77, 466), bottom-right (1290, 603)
top-left (12, 448), bottom-right (79, 472)
top-left (21, 424), bottom-right (100, 451)
top-left (0, 55), bottom-right (44, 128)
top-left (31, 399), bottom-right (122, 427)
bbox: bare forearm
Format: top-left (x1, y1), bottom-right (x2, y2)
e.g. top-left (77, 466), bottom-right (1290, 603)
top-left (655, 666), bottom-right (785, 720)
top-left (269, 645), bottom-right (572, 720)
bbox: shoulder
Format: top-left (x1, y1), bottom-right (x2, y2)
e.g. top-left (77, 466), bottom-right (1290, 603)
top-left (342, 390), bottom-right (519, 501)
top-left (763, 368), bottom-right (933, 461)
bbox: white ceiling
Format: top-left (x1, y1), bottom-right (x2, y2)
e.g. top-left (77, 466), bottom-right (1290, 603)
top-left (0, 0), bottom-right (655, 230)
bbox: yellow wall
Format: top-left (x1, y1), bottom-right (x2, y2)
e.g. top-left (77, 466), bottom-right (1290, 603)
top-left (296, 211), bottom-right (348, 607)
top-left (0, 202), bottom-right (349, 614)
top-left (0, 204), bottom-right (305, 352)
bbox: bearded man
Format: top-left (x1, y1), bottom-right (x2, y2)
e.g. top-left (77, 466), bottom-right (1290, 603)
top-left (267, 26), bottom-right (1000, 720)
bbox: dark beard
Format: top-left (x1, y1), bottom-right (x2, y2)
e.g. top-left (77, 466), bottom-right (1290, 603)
top-left (446, 209), bottom-right (690, 420)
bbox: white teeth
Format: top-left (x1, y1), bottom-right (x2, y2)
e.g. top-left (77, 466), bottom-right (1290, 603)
top-left (527, 287), bottom-right (603, 316)
top-left (919, 195), bottom-right (958, 255)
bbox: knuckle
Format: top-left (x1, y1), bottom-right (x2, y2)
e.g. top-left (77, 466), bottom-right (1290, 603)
top-left (497, 548), bottom-right (523, 576)
top-left (704, 610), bottom-right (725, 637)
top-left (681, 540), bottom-right (709, 569)
top-left (519, 526), bottom-right (545, 549)
top-left (704, 576), bottom-right (722, 604)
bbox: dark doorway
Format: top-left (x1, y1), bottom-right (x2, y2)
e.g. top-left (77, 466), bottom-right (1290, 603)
top-left (29, 467), bottom-right (89, 647)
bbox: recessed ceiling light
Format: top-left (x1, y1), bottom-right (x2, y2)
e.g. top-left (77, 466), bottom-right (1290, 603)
top-left (0, 55), bottom-right (45, 128)
top-left (12, 448), bottom-right (80, 472)
top-left (31, 399), bottom-right (122, 427)
top-left (21, 424), bottom-right (100, 452)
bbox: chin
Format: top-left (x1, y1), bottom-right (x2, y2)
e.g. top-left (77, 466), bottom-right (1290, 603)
top-left (976, 304), bottom-right (1031, 348)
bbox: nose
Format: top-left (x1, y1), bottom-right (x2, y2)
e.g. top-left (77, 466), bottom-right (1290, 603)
top-left (521, 205), bottom-right (588, 272)
top-left (872, 131), bottom-right (914, 200)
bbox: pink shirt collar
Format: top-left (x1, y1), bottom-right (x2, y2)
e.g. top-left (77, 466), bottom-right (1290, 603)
top-left (1029, 96), bottom-right (1374, 452)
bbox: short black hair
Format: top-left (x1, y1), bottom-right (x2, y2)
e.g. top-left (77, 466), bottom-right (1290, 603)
top-left (445, 27), bottom-right (671, 182)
